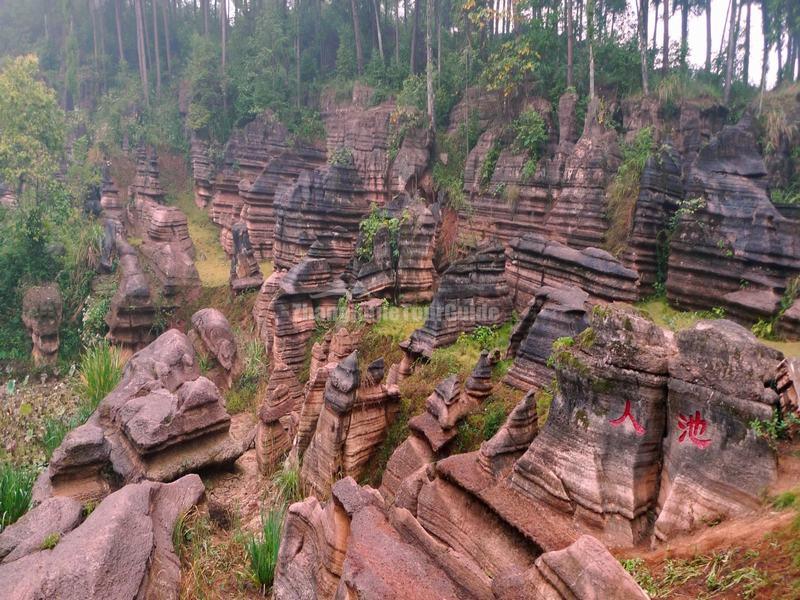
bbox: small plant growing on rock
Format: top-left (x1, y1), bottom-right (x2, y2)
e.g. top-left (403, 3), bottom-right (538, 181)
top-left (247, 505), bottom-right (285, 594)
top-left (511, 108), bottom-right (548, 181)
top-left (479, 140), bottom-right (502, 189)
top-left (272, 461), bottom-right (304, 505)
top-left (40, 532), bottom-right (60, 550)
top-left (750, 409), bottom-right (800, 446)
top-left (328, 146), bottom-right (354, 167)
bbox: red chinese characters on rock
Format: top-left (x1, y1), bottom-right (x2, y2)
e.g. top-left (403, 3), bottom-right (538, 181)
top-left (609, 399), bottom-right (646, 436)
top-left (677, 410), bottom-right (712, 449)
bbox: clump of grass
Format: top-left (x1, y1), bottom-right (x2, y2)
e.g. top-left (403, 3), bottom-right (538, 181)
top-left (77, 341), bottom-right (124, 412)
top-left (604, 127), bottom-right (654, 255)
top-left (0, 462), bottom-right (35, 530)
top-left (42, 416), bottom-right (73, 459)
top-left (40, 532), bottom-right (60, 550)
top-left (272, 461), bottom-right (304, 505)
top-left (247, 506), bottom-right (285, 594)
top-left (771, 490), bottom-right (799, 510)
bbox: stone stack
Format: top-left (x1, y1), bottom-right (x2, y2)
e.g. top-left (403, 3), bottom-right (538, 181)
top-left (105, 239), bottom-right (157, 351)
top-left (402, 242), bottom-right (512, 359)
top-left (272, 161), bottom-right (370, 273)
top-left (262, 257), bottom-right (346, 376)
top-left (229, 222), bottom-right (263, 293)
top-left (666, 117), bottom-right (800, 327)
top-left (347, 195), bottom-right (437, 303)
top-left (21, 284), bottom-right (62, 366)
top-left (505, 233), bottom-right (639, 312)
top-left (99, 163), bottom-right (125, 229)
top-left (299, 351), bottom-right (401, 497)
top-left (33, 329), bottom-right (249, 504)
top-left (189, 134), bottom-right (214, 209)
top-left (129, 145), bottom-right (165, 205)
top-left (238, 146), bottom-right (327, 260)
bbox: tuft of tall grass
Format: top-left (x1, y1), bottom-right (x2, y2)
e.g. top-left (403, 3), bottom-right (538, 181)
top-left (247, 505), bottom-right (285, 593)
top-left (0, 462), bottom-right (35, 531)
top-left (77, 341), bottom-right (123, 414)
top-left (272, 462), bottom-right (304, 505)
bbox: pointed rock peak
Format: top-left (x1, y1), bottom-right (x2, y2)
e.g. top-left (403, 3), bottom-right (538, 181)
top-left (435, 375), bottom-right (461, 406)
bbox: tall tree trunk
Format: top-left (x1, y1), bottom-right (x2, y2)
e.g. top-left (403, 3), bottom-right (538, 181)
top-left (410, 0), bottom-right (419, 74)
top-left (637, 0), bottom-right (649, 95)
top-left (203, 0), bottom-right (210, 35)
top-left (680, 0), bottom-right (688, 69)
top-left (373, 0), bottom-right (385, 61)
top-left (162, 0), bottom-right (172, 75)
top-left (426, 0), bottom-right (435, 129)
top-left (90, 0), bottom-right (100, 75)
top-left (152, 0), bottom-right (162, 97)
top-left (134, 0), bottom-right (150, 106)
top-left (588, 0), bottom-right (595, 98)
top-left (758, 0), bottom-right (769, 113)
top-left (436, 0), bottom-right (441, 77)
top-left (652, 1), bottom-right (659, 53)
top-left (743, 0), bottom-right (751, 83)
top-left (351, 0), bottom-right (364, 74)
top-left (395, 0), bottom-right (400, 63)
top-left (724, 0), bottom-right (738, 103)
top-left (705, 0), bottom-right (711, 70)
top-left (115, 0), bottom-right (125, 63)
top-left (662, 0), bottom-right (669, 74)
top-left (566, 0), bottom-right (574, 88)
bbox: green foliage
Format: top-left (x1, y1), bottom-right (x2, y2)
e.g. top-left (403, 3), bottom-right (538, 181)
top-left (771, 183), bottom-right (800, 205)
top-left (77, 342), bottom-right (124, 413)
top-left (247, 506), bottom-right (285, 593)
top-left (328, 146), bottom-right (354, 166)
top-left (356, 204), bottom-right (406, 263)
top-left (605, 127), bottom-right (654, 255)
top-left (40, 532), bottom-right (60, 550)
top-left (396, 74), bottom-right (427, 111)
top-left (771, 490), bottom-right (799, 510)
top-left (272, 462), bottom-right (304, 504)
top-left (388, 107), bottom-right (425, 162)
top-left (482, 37), bottom-right (537, 100)
top-left (479, 140), bottom-right (502, 189)
top-left (42, 416), bottom-right (73, 460)
top-left (0, 55), bottom-right (65, 187)
top-left (466, 325), bottom-right (503, 351)
top-left (750, 409), bottom-right (800, 445)
top-left (546, 336), bottom-right (576, 368)
top-left (0, 462), bottom-right (34, 531)
top-left (511, 109), bottom-right (548, 178)
top-left (432, 117), bottom-right (479, 212)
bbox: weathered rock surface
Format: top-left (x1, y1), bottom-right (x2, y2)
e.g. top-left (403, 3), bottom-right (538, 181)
top-left (0, 496), bottom-right (83, 564)
top-left (273, 477), bottom-right (646, 600)
top-left (128, 145), bottom-right (165, 205)
top-left (506, 233), bottom-right (639, 312)
top-left (99, 162), bottom-right (125, 229)
top-left (239, 145), bottom-right (326, 259)
top-left (347, 195), bottom-right (437, 303)
top-left (211, 111), bottom-right (292, 255)
top-left (34, 330), bottom-right (248, 504)
top-left (504, 285), bottom-right (590, 392)
top-left (22, 284), bottom-right (62, 366)
top-left (273, 160), bottom-right (370, 273)
top-left (655, 319), bottom-right (782, 540)
top-left (403, 242), bottom-right (512, 358)
top-left (323, 91), bottom-right (431, 205)
top-left (0, 475), bottom-right (204, 600)
top-left (667, 117), bottom-right (800, 328)
top-left (188, 307), bottom-right (239, 388)
top-left (229, 222), bottom-right (263, 293)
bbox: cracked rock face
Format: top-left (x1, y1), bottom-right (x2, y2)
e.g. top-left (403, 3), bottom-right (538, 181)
top-left (22, 284), bottom-right (62, 366)
top-left (0, 475), bottom-right (204, 600)
top-left (33, 329), bottom-right (248, 505)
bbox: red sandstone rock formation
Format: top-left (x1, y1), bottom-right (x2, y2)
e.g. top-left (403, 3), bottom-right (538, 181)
top-left (21, 284), bottom-right (62, 366)
top-left (189, 133), bottom-right (214, 209)
top-left (105, 238), bottom-right (157, 351)
top-left (33, 330), bottom-right (249, 504)
top-left (229, 222), bottom-right (263, 293)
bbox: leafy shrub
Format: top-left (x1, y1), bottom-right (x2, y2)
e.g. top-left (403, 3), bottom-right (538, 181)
top-left (0, 462), bottom-right (35, 530)
top-left (77, 342), bottom-right (124, 413)
top-left (247, 506), bottom-right (285, 593)
top-left (356, 204), bottom-right (405, 263)
top-left (479, 140), bottom-right (502, 189)
top-left (750, 409), bottom-right (800, 445)
top-left (396, 74), bottom-right (426, 111)
top-left (511, 109), bottom-right (548, 179)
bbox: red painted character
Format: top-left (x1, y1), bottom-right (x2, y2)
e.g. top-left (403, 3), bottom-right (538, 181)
top-left (677, 410), bottom-right (712, 449)
top-left (609, 399), bottom-right (646, 436)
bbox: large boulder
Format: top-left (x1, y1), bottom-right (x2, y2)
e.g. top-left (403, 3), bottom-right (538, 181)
top-left (0, 475), bottom-right (204, 600)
